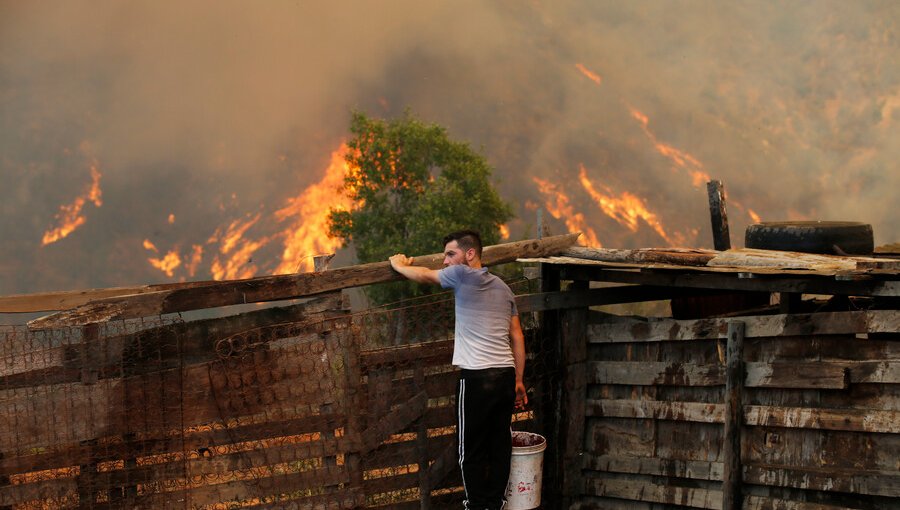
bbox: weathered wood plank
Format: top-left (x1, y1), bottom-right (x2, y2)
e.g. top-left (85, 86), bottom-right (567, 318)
top-left (588, 310), bottom-right (900, 343)
top-left (707, 180), bottom-right (732, 251)
top-left (590, 361), bottom-right (848, 389)
top-left (744, 405), bottom-right (900, 434)
top-left (582, 454), bottom-right (723, 481)
top-left (585, 399), bottom-right (725, 423)
top-left (723, 321), bottom-right (745, 510)
top-left (0, 282), bottom-right (217, 314)
top-left (559, 264), bottom-right (900, 297)
top-left (583, 475), bottom-right (722, 509)
top-left (744, 465), bottom-right (900, 498)
top-left (742, 495), bottom-right (858, 510)
top-left (580, 454), bottom-right (900, 499)
top-left (563, 246), bottom-right (717, 266)
top-left (560, 281), bottom-right (588, 505)
top-left (587, 399), bottom-right (900, 433)
top-left (28, 234), bottom-right (580, 329)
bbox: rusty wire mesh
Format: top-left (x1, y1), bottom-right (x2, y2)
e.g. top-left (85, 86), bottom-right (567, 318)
top-left (0, 277), bottom-right (551, 509)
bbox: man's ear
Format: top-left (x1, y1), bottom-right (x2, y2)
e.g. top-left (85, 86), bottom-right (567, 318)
top-left (465, 248), bottom-right (476, 262)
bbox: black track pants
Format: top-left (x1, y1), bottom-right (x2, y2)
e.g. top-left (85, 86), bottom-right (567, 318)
top-left (457, 367), bottom-right (516, 510)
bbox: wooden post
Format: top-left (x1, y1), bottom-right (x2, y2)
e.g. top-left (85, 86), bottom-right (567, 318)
top-left (538, 263), bottom-right (561, 508)
top-left (707, 180), bottom-right (731, 251)
top-left (723, 321), bottom-right (745, 510)
top-left (559, 280), bottom-right (589, 508)
top-left (414, 364), bottom-right (432, 509)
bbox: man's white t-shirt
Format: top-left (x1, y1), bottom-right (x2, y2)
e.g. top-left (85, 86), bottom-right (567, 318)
top-left (438, 264), bottom-right (517, 370)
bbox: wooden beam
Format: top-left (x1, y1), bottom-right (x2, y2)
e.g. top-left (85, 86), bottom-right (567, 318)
top-left (26, 234), bottom-right (580, 329)
top-left (560, 280), bottom-right (588, 505)
top-left (588, 310), bottom-right (900, 343)
top-left (583, 475), bottom-right (722, 509)
top-left (585, 399), bottom-right (725, 423)
top-left (559, 265), bottom-right (900, 297)
top-left (563, 246), bottom-right (717, 266)
top-left (722, 321), bottom-right (745, 510)
top-left (0, 281), bottom-right (217, 314)
top-left (743, 405), bottom-right (900, 434)
top-left (707, 180), bottom-right (732, 251)
top-left (589, 361), bottom-right (850, 389)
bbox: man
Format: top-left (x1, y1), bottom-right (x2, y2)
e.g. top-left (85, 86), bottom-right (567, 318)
top-left (389, 230), bottom-right (526, 510)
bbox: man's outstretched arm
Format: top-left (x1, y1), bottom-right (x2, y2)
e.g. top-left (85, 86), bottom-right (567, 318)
top-left (389, 254), bottom-right (441, 285)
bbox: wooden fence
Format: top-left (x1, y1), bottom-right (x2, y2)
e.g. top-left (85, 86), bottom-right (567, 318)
top-left (0, 291), bottom-right (542, 509)
top-left (574, 309), bottom-right (900, 509)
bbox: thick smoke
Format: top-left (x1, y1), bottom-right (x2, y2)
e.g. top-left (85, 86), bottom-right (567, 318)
top-left (2, 0), bottom-right (899, 296)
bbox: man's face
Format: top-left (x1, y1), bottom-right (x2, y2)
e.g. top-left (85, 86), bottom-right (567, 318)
top-left (443, 240), bottom-right (469, 267)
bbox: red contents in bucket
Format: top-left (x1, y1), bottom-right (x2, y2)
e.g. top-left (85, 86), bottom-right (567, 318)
top-left (512, 433), bottom-right (544, 448)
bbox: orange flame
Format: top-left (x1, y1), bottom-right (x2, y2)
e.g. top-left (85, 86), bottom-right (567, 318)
top-left (209, 214), bottom-right (269, 280)
top-left (628, 106), bottom-right (710, 187)
top-left (575, 63), bottom-right (603, 86)
top-left (41, 162), bottom-right (103, 245)
top-left (149, 250), bottom-right (182, 277)
top-left (273, 146), bottom-right (355, 274)
top-left (533, 177), bottom-right (601, 247)
top-left (499, 224), bottom-right (510, 240)
top-left (143, 144), bottom-right (356, 280)
top-left (748, 208), bottom-right (761, 224)
top-left (577, 165), bottom-right (675, 245)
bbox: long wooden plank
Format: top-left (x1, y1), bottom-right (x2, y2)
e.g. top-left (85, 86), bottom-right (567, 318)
top-left (742, 496), bottom-right (857, 510)
top-left (589, 310), bottom-right (900, 343)
top-left (744, 405), bottom-right (900, 434)
top-left (583, 475), bottom-right (722, 509)
top-left (587, 399), bottom-right (900, 433)
top-left (563, 246), bottom-right (717, 266)
top-left (581, 454), bottom-right (900, 499)
top-left (0, 282), bottom-right (217, 314)
top-left (558, 264), bottom-right (900, 297)
top-left (582, 454), bottom-right (723, 481)
top-left (743, 465), bottom-right (900, 498)
top-left (590, 361), bottom-right (848, 389)
top-left (27, 234), bottom-right (580, 329)
top-left (585, 399), bottom-right (725, 423)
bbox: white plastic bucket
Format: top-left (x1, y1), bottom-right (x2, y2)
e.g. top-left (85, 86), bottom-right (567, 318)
top-left (505, 431), bottom-right (546, 510)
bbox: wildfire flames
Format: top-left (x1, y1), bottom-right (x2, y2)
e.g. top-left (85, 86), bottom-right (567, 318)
top-left (629, 107), bottom-right (711, 188)
top-left (533, 176), bottom-right (601, 248)
top-left (575, 63), bottom-right (603, 86)
top-left (272, 148), bottom-right (354, 274)
top-left (577, 165), bottom-right (677, 245)
top-left (142, 145), bottom-right (355, 281)
top-left (41, 161), bottom-right (103, 246)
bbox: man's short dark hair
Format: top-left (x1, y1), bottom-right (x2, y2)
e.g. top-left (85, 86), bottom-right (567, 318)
top-left (443, 230), bottom-right (483, 257)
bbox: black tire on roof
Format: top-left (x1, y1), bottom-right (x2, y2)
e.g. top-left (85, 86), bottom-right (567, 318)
top-left (744, 221), bottom-right (874, 255)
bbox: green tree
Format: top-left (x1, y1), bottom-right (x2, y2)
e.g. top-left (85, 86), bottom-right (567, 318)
top-left (328, 111), bottom-right (513, 304)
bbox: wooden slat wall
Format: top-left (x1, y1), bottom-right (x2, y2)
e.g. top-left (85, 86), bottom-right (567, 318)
top-left (577, 309), bottom-right (900, 509)
top-left (0, 313), bottom-right (538, 509)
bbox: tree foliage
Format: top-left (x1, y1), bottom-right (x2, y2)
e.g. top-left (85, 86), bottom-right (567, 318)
top-left (328, 111), bottom-right (513, 303)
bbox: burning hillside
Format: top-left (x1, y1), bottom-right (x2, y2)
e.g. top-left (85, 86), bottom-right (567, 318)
top-left (2, 2), bottom-right (899, 294)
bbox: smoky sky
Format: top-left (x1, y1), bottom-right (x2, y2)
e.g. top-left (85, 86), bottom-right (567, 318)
top-left (2, 0), bottom-right (899, 297)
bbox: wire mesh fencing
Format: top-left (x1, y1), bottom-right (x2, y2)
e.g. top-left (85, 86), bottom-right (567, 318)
top-left (0, 277), bottom-right (553, 509)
